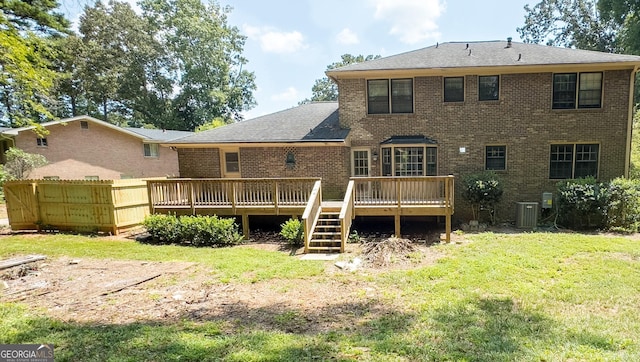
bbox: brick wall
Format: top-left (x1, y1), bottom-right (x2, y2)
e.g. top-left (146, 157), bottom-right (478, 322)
top-left (15, 121), bottom-right (180, 179)
top-left (177, 148), bottom-right (221, 178)
top-left (178, 145), bottom-right (350, 199)
top-left (339, 70), bottom-right (633, 221)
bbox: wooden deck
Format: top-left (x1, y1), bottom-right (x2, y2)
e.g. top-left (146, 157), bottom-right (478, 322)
top-left (148, 178), bottom-right (319, 236)
top-left (147, 176), bottom-right (455, 251)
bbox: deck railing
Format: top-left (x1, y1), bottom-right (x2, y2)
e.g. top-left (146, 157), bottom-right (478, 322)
top-left (301, 180), bottom-right (323, 253)
top-left (148, 178), bottom-right (320, 214)
top-left (351, 176), bottom-right (454, 210)
top-left (338, 180), bottom-right (356, 253)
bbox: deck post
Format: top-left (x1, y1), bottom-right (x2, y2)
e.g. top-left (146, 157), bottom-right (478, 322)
top-left (394, 213), bottom-right (401, 237)
top-left (241, 213), bottom-right (250, 239)
top-left (445, 213), bottom-right (451, 242)
top-left (188, 181), bottom-right (195, 215)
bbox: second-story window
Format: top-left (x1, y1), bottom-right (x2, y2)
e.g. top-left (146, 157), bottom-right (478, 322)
top-left (367, 78), bottom-right (413, 114)
top-left (479, 75), bottom-right (499, 101)
top-left (444, 77), bottom-right (464, 102)
top-left (552, 72), bottom-right (602, 109)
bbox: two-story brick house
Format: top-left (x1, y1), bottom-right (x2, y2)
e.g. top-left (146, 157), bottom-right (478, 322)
top-left (166, 40), bottom-right (640, 222)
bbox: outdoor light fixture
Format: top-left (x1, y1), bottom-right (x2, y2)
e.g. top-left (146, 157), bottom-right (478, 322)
top-left (372, 150), bottom-right (379, 161)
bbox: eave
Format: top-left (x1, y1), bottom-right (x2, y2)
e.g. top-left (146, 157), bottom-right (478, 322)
top-left (327, 62), bottom-right (640, 80)
top-left (162, 140), bottom-right (350, 148)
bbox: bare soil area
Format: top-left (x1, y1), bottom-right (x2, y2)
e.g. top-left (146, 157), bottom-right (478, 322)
top-left (0, 238), bottom-right (447, 332)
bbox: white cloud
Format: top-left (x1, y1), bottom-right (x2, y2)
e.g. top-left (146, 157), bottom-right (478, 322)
top-left (243, 25), bottom-right (307, 54)
top-left (271, 87), bottom-right (300, 102)
top-left (336, 28), bottom-right (359, 45)
top-left (371, 0), bottom-right (445, 44)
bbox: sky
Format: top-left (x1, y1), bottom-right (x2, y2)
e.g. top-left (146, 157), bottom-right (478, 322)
top-left (59, 0), bottom-right (534, 120)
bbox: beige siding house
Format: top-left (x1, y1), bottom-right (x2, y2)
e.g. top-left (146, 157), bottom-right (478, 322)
top-left (2, 116), bottom-right (192, 180)
top-left (164, 40), bottom-right (640, 222)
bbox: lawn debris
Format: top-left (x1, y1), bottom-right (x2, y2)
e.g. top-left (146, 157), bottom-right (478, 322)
top-left (361, 237), bottom-right (417, 267)
top-left (335, 257), bottom-right (362, 271)
top-left (99, 273), bottom-right (162, 296)
top-left (0, 255), bottom-right (46, 271)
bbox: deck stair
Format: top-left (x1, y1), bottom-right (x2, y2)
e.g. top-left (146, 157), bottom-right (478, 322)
top-left (307, 203), bottom-right (343, 253)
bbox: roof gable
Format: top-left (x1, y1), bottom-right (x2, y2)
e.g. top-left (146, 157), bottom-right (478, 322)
top-left (328, 40), bottom-right (640, 77)
top-left (1, 115), bottom-right (192, 141)
top-left (167, 102), bottom-right (348, 145)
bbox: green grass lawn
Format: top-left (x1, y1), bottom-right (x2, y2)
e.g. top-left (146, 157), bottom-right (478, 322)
top-left (1, 232), bottom-right (640, 361)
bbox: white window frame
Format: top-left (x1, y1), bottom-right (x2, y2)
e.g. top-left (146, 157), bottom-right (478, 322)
top-left (143, 143), bottom-right (159, 158)
top-left (381, 144), bottom-right (438, 176)
top-left (220, 148), bottom-right (241, 177)
top-left (351, 148), bottom-right (370, 177)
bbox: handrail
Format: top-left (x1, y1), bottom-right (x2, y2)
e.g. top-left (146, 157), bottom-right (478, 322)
top-left (351, 175), bottom-right (454, 208)
top-left (147, 178), bottom-right (320, 211)
top-left (301, 180), bottom-right (322, 254)
top-left (338, 180), bottom-right (355, 253)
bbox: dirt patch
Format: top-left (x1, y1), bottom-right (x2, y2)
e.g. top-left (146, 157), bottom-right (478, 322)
top-left (0, 238), bottom-right (447, 330)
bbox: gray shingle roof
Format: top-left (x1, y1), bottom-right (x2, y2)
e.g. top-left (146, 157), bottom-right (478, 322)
top-left (124, 128), bottom-right (193, 142)
top-left (328, 41), bottom-right (640, 74)
top-left (167, 102), bottom-right (348, 144)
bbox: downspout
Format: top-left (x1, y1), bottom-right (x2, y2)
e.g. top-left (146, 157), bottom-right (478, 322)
top-left (625, 65), bottom-right (639, 178)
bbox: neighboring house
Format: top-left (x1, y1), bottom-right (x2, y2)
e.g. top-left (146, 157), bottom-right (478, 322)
top-left (165, 40), bottom-right (640, 221)
top-left (1, 116), bottom-right (192, 180)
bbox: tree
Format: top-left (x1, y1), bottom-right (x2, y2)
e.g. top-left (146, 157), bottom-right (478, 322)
top-left (0, 0), bottom-right (70, 127)
top-left (599, 0), bottom-right (640, 54)
top-left (517, 0), bottom-right (620, 52)
top-left (195, 117), bottom-right (229, 132)
top-left (3, 147), bottom-right (47, 180)
top-left (301, 54), bottom-right (381, 103)
top-left (141, 0), bottom-right (256, 130)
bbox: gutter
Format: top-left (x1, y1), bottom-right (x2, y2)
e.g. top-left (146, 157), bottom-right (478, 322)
top-left (0, 131), bottom-right (15, 148)
top-left (625, 65), bottom-right (639, 177)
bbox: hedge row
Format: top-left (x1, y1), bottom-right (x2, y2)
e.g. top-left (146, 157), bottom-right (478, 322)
top-left (557, 177), bottom-right (640, 232)
top-left (142, 214), bottom-right (244, 246)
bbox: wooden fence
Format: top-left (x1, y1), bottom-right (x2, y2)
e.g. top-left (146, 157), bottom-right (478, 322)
top-left (4, 179), bottom-right (152, 234)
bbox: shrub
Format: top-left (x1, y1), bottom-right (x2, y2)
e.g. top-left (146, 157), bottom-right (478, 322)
top-left (143, 214), bottom-right (243, 246)
top-left (461, 171), bottom-right (504, 224)
top-left (605, 177), bottom-right (640, 233)
top-left (280, 218), bottom-right (304, 245)
top-left (143, 214), bottom-right (181, 244)
top-left (556, 177), bottom-right (607, 230)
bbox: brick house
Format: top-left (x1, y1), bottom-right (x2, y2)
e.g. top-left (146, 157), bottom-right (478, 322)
top-left (165, 40), bottom-right (640, 222)
top-left (1, 115), bottom-right (192, 180)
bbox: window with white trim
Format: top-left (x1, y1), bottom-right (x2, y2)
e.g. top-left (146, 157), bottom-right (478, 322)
top-left (352, 149), bottom-right (370, 177)
top-left (381, 146), bottom-right (437, 176)
top-left (143, 143), bottom-right (159, 157)
top-left (550, 143), bottom-right (599, 179)
top-left (36, 138), bottom-right (48, 147)
top-left (224, 152), bottom-right (240, 173)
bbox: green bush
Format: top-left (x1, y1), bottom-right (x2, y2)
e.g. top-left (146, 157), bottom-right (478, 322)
top-left (280, 218), bottom-right (304, 245)
top-left (143, 214), bottom-right (243, 246)
top-left (605, 177), bottom-right (640, 233)
top-left (143, 214), bottom-right (180, 244)
top-left (461, 171), bottom-right (504, 224)
top-left (556, 177), bottom-right (607, 230)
